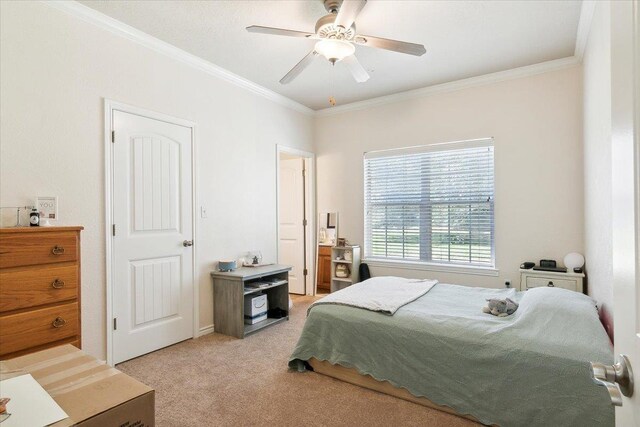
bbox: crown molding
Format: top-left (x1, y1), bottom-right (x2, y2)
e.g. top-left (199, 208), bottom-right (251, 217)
top-left (574, 1), bottom-right (597, 60)
top-left (41, 1), bottom-right (587, 119)
top-left (315, 56), bottom-right (581, 117)
top-left (42, 1), bottom-right (314, 116)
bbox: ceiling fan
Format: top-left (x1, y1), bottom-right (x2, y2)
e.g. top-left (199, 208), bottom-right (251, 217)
top-left (246, 0), bottom-right (426, 84)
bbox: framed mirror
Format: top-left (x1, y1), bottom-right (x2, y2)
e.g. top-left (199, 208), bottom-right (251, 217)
top-left (318, 212), bottom-right (338, 246)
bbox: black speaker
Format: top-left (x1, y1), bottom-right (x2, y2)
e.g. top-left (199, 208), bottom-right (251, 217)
top-left (359, 263), bottom-right (371, 281)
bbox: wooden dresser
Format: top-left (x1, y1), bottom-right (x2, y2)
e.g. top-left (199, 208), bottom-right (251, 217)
top-left (0, 227), bottom-right (83, 359)
top-left (316, 245), bottom-right (332, 292)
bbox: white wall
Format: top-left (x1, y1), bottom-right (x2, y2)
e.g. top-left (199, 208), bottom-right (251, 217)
top-left (0, 1), bottom-right (313, 360)
top-left (315, 66), bottom-right (584, 288)
top-left (582, 1), bottom-right (613, 316)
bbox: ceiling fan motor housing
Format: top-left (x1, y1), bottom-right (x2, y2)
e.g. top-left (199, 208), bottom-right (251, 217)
top-left (323, 0), bottom-right (342, 14)
top-left (315, 13), bottom-right (356, 40)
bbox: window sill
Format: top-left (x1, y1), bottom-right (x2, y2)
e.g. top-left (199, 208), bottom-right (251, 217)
top-left (362, 258), bottom-right (500, 277)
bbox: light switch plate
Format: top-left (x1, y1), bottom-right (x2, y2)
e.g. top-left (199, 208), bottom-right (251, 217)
top-left (200, 206), bottom-right (207, 218)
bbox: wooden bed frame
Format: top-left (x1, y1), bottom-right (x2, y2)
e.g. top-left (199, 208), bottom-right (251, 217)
top-left (308, 358), bottom-right (483, 425)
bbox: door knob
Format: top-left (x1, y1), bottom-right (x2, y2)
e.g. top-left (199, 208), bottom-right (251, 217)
top-left (183, 240), bottom-right (193, 247)
top-left (590, 354), bottom-right (634, 406)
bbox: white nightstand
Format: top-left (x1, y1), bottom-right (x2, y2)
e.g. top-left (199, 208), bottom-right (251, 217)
top-left (519, 269), bottom-right (585, 293)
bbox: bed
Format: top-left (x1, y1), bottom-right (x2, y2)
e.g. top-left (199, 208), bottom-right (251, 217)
top-left (289, 278), bottom-right (614, 426)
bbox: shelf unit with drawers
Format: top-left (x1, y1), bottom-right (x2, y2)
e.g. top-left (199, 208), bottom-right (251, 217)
top-left (0, 226), bottom-right (83, 359)
top-left (519, 268), bottom-right (585, 293)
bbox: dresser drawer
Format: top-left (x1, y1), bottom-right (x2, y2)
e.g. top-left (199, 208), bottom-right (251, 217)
top-left (0, 231), bottom-right (78, 268)
top-left (0, 302), bottom-right (79, 356)
top-left (526, 276), bottom-right (577, 291)
top-left (0, 264), bottom-right (79, 312)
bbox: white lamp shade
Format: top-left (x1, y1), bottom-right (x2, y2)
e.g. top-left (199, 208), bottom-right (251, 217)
top-left (315, 39), bottom-right (355, 62)
top-left (563, 252), bottom-right (585, 270)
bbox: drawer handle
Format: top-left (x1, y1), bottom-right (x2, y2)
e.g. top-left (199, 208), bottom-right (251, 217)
top-left (51, 279), bottom-right (65, 289)
top-left (547, 281), bottom-right (555, 287)
top-left (51, 246), bottom-right (65, 255)
top-left (52, 317), bottom-right (66, 328)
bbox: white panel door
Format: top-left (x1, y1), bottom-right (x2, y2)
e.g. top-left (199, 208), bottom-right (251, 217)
top-left (112, 110), bottom-right (194, 364)
top-left (610, 1), bottom-right (639, 423)
top-left (279, 158), bottom-right (305, 294)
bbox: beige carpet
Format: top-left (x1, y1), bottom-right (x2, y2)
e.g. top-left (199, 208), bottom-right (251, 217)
top-left (117, 295), bottom-right (476, 427)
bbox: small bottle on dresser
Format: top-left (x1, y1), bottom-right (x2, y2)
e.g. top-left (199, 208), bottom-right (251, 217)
top-left (29, 208), bottom-right (40, 226)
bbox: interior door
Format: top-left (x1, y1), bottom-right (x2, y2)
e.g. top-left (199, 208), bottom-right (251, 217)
top-left (610, 0), bottom-right (639, 422)
top-left (279, 158), bottom-right (306, 294)
top-left (112, 110), bottom-right (194, 364)
top-left (591, 2), bottom-right (640, 423)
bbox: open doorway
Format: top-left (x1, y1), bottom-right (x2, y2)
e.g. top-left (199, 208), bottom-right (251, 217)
top-left (276, 146), bottom-right (315, 295)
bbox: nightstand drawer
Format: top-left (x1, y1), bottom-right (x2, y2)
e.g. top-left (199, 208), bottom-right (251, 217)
top-left (526, 276), bottom-right (577, 291)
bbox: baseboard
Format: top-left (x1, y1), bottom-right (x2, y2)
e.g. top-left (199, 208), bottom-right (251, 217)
top-left (198, 324), bottom-right (214, 337)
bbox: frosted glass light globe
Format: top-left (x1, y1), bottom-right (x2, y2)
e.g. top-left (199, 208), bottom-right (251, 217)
top-left (564, 252), bottom-right (585, 270)
top-left (315, 39), bottom-right (355, 62)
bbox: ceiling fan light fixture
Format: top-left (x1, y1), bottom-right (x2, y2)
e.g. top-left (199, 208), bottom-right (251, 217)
top-left (314, 39), bottom-right (355, 62)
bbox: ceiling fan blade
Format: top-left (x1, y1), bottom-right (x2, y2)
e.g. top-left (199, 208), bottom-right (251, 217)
top-left (246, 25), bottom-right (316, 39)
top-left (334, 0), bottom-right (367, 30)
top-left (354, 34), bottom-right (426, 56)
top-left (280, 50), bottom-right (318, 84)
top-left (342, 55), bottom-right (370, 83)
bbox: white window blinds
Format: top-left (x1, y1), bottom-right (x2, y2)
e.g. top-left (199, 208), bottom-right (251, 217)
top-left (364, 139), bottom-right (495, 267)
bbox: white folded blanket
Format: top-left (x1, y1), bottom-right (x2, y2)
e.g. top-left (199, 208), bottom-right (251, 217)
top-left (309, 276), bottom-right (438, 315)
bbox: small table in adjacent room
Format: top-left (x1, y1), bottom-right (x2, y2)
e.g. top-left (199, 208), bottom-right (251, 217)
top-left (211, 264), bottom-right (291, 338)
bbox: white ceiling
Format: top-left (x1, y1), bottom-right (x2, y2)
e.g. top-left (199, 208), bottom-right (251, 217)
top-left (79, 0), bottom-right (583, 110)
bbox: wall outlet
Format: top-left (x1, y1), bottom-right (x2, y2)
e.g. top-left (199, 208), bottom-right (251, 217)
top-left (200, 206), bottom-right (207, 218)
top-left (505, 280), bottom-right (511, 288)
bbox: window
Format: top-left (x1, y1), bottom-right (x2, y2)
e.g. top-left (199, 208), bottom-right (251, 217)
top-left (364, 139), bottom-right (495, 268)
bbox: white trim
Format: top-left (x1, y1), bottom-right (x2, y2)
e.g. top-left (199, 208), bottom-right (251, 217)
top-left (276, 145), bottom-right (317, 296)
top-left (40, 1), bottom-right (585, 118)
top-left (104, 99), bottom-right (198, 366)
top-left (43, 1), bottom-right (313, 116)
top-left (198, 324), bottom-right (214, 337)
top-left (363, 259), bottom-right (500, 277)
top-left (364, 137), bottom-right (493, 159)
top-left (41, 1), bottom-right (587, 117)
top-left (104, 101), bottom-right (114, 366)
top-left (191, 115), bottom-right (200, 346)
top-left (575, 1), bottom-right (597, 59)
top-left (315, 56), bottom-right (580, 117)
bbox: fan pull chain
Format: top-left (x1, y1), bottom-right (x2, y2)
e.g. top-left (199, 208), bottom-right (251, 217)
top-left (328, 62), bottom-right (336, 107)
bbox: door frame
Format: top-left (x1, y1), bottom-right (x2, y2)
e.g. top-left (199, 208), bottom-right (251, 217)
top-left (104, 99), bottom-right (198, 366)
top-left (276, 145), bottom-right (316, 296)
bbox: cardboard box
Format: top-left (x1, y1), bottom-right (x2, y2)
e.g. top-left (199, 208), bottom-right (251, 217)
top-left (244, 293), bottom-right (268, 325)
top-left (0, 345), bottom-right (154, 426)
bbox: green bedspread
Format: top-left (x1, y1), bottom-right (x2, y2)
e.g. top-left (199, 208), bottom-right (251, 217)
top-left (289, 283), bottom-right (614, 426)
